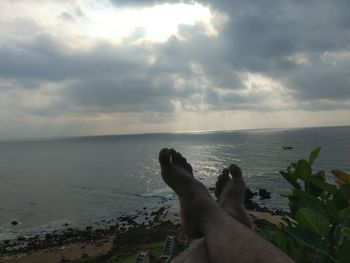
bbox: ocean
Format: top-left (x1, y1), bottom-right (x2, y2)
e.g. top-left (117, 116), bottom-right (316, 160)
top-left (0, 126), bottom-right (349, 240)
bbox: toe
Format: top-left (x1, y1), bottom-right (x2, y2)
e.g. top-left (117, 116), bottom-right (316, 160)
top-left (169, 149), bottom-right (193, 175)
top-left (217, 168), bottom-right (230, 183)
top-left (185, 163), bottom-right (193, 175)
top-left (171, 150), bottom-right (185, 166)
top-left (159, 148), bottom-right (172, 169)
top-left (229, 164), bottom-right (242, 178)
top-left (215, 168), bottom-right (231, 198)
top-left (222, 168), bottom-right (230, 179)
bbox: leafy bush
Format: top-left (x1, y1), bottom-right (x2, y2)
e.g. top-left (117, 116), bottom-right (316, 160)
top-left (261, 148), bottom-right (350, 263)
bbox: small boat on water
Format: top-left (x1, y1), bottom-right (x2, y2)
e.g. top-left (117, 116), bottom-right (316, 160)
top-left (282, 146), bottom-right (293, 150)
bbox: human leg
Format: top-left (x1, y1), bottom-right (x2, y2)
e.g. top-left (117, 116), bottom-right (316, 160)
top-left (159, 148), bottom-right (293, 263)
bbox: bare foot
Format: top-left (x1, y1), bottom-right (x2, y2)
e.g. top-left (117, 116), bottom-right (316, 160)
top-left (214, 164), bottom-right (252, 228)
top-left (160, 149), bottom-right (294, 263)
top-left (159, 148), bottom-right (212, 238)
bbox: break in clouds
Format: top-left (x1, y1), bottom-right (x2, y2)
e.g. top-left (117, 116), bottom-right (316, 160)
top-left (0, 0), bottom-right (350, 138)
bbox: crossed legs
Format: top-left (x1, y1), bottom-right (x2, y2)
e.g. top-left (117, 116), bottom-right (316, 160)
top-left (159, 148), bottom-right (293, 263)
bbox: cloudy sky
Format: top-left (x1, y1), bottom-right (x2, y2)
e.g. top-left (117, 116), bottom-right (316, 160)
top-left (1, 0), bottom-right (349, 139)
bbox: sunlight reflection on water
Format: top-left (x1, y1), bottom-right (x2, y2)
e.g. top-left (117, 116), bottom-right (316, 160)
top-left (0, 126), bottom-right (349, 238)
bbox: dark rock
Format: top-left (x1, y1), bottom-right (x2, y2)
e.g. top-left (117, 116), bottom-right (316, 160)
top-left (244, 188), bottom-right (256, 204)
top-left (17, 236), bottom-right (26, 242)
top-left (258, 189), bottom-right (271, 200)
top-left (119, 215), bottom-right (137, 225)
top-left (11, 221), bottom-right (18, 226)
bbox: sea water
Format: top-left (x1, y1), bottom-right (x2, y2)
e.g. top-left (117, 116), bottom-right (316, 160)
top-left (0, 126), bottom-right (349, 239)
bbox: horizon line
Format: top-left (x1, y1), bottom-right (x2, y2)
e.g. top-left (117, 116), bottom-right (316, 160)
top-left (1, 124), bottom-right (349, 143)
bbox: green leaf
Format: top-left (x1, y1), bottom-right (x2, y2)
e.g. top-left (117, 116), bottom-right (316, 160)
top-left (263, 228), bottom-right (289, 254)
top-left (307, 175), bottom-right (337, 195)
top-left (292, 189), bottom-right (328, 217)
top-left (309, 147), bottom-right (321, 166)
top-left (288, 195), bottom-right (299, 217)
top-left (339, 207), bottom-right (350, 221)
top-left (337, 233), bottom-right (350, 263)
top-left (334, 224), bottom-right (343, 245)
top-left (340, 227), bottom-right (350, 242)
top-left (284, 226), bottom-right (335, 261)
top-left (280, 171), bottom-right (301, 189)
top-left (295, 159), bottom-right (311, 181)
top-left (295, 160), bottom-right (335, 195)
top-left (295, 207), bottom-right (330, 237)
top-left (338, 183), bottom-right (350, 203)
top-left (275, 230), bottom-right (289, 253)
top-left (326, 199), bottom-right (341, 222)
top-left (306, 174), bottom-right (326, 197)
top-left (335, 183), bottom-right (350, 209)
top-left (288, 245), bottom-right (302, 262)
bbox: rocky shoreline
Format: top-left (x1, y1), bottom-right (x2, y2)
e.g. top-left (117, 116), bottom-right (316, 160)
top-left (0, 187), bottom-right (287, 262)
top-left (0, 206), bottom-right (168, 256)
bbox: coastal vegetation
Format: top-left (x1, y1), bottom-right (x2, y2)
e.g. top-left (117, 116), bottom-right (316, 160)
top-left (261, 148), bottom-right (350, 263)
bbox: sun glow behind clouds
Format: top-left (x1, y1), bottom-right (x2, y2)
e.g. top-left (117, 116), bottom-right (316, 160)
top-left (81, 2), bottom-right (212, 42)
top-left (1, 0), bottom-right (212, 43)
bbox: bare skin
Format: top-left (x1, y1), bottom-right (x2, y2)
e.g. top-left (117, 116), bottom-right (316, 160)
top-left (159, 148), bottom-right (294, 263)
top-left (215, 165), bottom-right (252, 228)
top-left (172, 164), bottom-right (252, 263)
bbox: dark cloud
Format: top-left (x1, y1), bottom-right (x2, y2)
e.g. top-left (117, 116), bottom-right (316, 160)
top-left (287, 63), bottom-right (350, 101)
top-left (62, 75), bottom-right (197, 113)
top-left (1, 0), bottom-right (350, 125)
top-left (0, 33), bottom-right (149, 82)
top-left (0, 26), bottom-right (203, 114)
top-left (223, 0), bottom-right (350, 104)
top-left (109, 0), bottom-right (350, 105)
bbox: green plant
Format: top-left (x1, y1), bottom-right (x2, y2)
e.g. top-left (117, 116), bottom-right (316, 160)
top-left (261, 148), bottom-right (350, 263)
